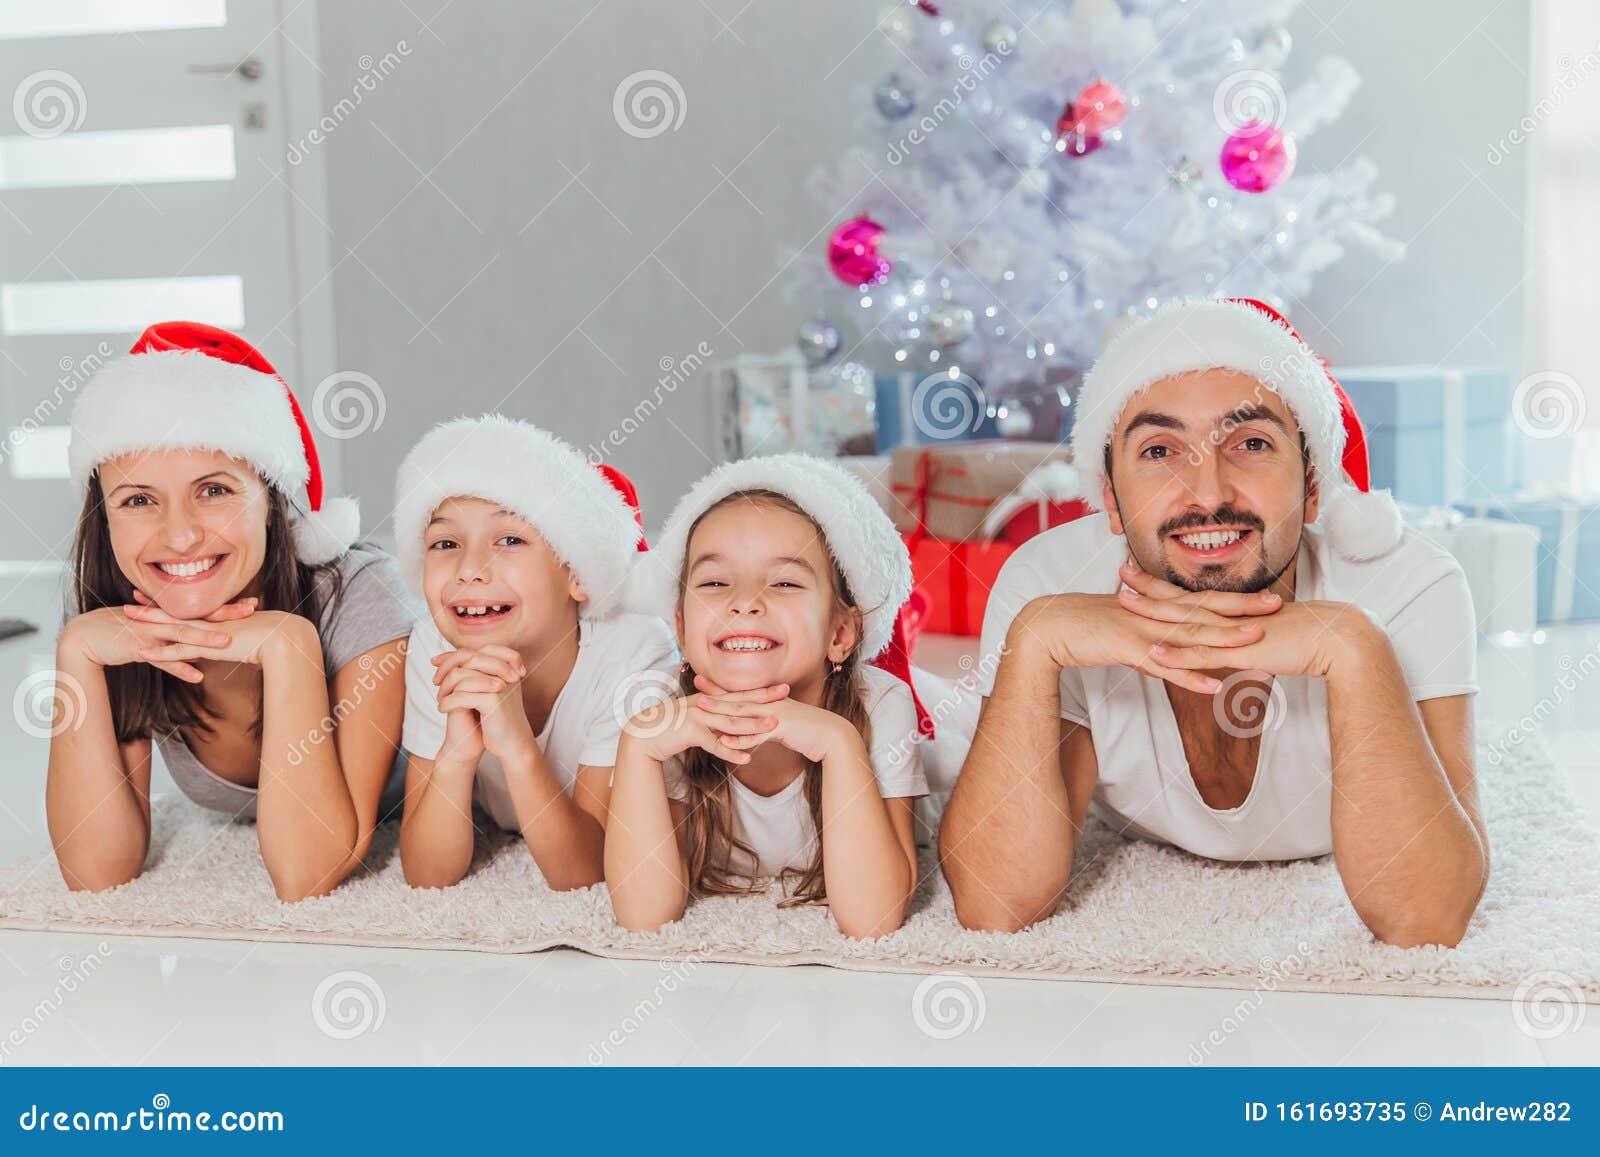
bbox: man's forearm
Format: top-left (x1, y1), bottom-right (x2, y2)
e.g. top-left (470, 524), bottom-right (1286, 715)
top-left (1325, 618), bottom-right (1487, 947)
top-left (939, 624), bottom-right (1077, 932)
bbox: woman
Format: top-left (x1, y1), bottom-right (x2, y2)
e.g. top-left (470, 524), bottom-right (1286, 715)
top-left (47, 322), bottom-right (416, 901)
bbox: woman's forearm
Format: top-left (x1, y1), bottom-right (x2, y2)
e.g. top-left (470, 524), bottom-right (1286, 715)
top-left (253, 619), bottom-right (360, 902)
top-left (604, 735), bottom-right (688, 931)
top-left (819, 729), bottom-right (913, 939)
top-left (399, 755), bottom-right (478, 888)
top-left (45, 646), bottom-right (149, 891)
top-left (500, 745), bottom-right (606, 891)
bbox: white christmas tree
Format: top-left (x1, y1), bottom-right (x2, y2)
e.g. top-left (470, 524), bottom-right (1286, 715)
top-left (787, 0), bottom-right (1402, 411)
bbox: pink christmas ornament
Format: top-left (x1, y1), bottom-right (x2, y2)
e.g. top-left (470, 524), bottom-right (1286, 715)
top-left (1219, 121), bottom-right (1297, 193)
top-left (1066, 80), bottom-right (1126, 136)
top-left (827, 216), bottom-right (892, 286)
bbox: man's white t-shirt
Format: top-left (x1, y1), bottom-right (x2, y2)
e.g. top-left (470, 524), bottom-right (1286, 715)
top-left (975, 512), bottom-right (1478, 862)
top-left (662, 664), bottom-right (929, 880)
top-left (403, 611), bottom-right (680, 832)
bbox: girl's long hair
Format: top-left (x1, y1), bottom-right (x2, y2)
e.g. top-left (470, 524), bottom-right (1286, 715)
top-left (70, 472), bottom-right (347, 744)
top-left (675, 489), bottom-right (875, 907)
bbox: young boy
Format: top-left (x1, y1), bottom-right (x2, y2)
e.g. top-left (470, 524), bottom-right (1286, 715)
top-left (393, 414), bottom-right (678, 890)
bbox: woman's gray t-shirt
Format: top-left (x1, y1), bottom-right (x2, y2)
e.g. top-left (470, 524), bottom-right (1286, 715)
top-left (154, 547), bottom-right (420, 818)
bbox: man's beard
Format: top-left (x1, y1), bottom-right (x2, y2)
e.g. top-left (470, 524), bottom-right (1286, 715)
top-left (1137, 502), bottom-right (1298, 594)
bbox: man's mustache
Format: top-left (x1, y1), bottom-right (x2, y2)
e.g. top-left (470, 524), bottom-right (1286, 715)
top-left (1159, 505), bottom-right (1266, 538)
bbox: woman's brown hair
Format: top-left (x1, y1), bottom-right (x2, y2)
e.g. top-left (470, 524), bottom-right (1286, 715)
top-left (673, 489), bottom-right (875, 907)
top-left (70, 471), bottom-right (347, 744)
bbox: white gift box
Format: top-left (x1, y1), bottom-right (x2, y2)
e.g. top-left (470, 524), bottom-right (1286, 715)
top-left (1402, 506), bottom-right (1539, 637)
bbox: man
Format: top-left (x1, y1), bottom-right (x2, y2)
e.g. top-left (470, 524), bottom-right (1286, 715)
top-left (939, 297), bottom-right (1489, 948)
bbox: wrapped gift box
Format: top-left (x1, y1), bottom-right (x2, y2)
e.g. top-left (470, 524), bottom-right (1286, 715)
top-left (1401, 506), bottom-right (1539, 636)
top-left (904, 533), bottom-right (1017, 637)
top-left (1455, 496), bottom-right (1600, 624)
top-left (710, 353), bottom-right (877, 459)
top-left (1338, 366), bottom-right (1521, 507)
top-left (887, 441), bottom-right (1075, 542)
top-left (873, 371), bottom-right (997, 451)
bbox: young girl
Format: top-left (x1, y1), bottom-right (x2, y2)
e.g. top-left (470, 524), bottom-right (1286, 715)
top-left (393, 415), bottom-right (678, 890)
top-left (49, 322), bottom-right (416, 901)
top-left (607, 453), bottom-right (927, 940)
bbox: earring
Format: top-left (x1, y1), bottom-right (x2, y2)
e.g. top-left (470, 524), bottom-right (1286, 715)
top-left (679, 660), bottom-right (691, 675)
top-left (831, 661), bottom-right (842, 674)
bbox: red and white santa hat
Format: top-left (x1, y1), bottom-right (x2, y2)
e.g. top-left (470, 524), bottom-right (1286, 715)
top-left (392, 414), bottom-right (647, 618)
top-left (68, 321), bottom-right (361, 565)
top-left (627, 452), bottom-right (912, 661)
top-left (1070, 296), bottom-right (1403, 562)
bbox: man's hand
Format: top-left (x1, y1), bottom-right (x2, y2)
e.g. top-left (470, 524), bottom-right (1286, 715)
top-left (1010, 584), bottom-right (1267, 695)
top-left (1117, 561), bottom-right (1369, 680)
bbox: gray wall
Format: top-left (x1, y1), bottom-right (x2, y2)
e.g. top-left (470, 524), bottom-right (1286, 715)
top-left (314, 0), bottom-right (1533, 539)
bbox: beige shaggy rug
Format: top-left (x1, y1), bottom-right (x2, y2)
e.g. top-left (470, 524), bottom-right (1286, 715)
top-left (2, 723), bottom-right (1596, 1002)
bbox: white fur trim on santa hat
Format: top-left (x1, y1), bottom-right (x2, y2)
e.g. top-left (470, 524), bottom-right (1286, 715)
top-left (1071, 297), bottom-right (1392, 560)
top-left (627, 453), bottom-right (911, 661)
top-left (69, 349), bottom-right (310, 495)
top-left (291, 496), bottom-right (362, 567)
top-left (1321, 484), bottom-right (1404, 563)
top-left (393, 415), bottom-right (642, 618)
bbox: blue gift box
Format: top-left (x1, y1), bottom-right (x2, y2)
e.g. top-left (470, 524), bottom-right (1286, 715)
top-left (1454, 497), bottom-right (1600, 623)
top-left (873, 372), bottom-right (997, 451)
top-left (1338, 367), bottom-right (1521, 507)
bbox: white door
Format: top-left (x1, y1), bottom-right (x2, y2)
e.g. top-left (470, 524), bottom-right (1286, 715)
top-left (0, 0), bottom-right (332, 566)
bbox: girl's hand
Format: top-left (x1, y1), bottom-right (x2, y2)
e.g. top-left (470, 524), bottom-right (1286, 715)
top-left (123, 596), bottom-right (307, 673)
top-left (62, 594), bottom-right (259, 683)
top-left (692, 674), bottom-right (852, 765)
top-left (434, 647), bottom-right (536, 764)
top-left (623, 680), bottom-right (787, 766)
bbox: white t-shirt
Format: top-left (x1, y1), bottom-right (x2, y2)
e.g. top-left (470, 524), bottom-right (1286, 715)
top-left (975, 512), bottom-right (1478, 862)
top-left (662, 664), bottom-right (929, 880)
top-left (403, 611), bottom-right (680, 832)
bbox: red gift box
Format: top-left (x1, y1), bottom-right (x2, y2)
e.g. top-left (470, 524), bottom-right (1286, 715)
top-left (904, 532), bottom-right (1017, 636)
top-left (897, 450), bottom-right (1092, 636)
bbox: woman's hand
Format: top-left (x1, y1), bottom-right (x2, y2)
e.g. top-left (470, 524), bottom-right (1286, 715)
top-left (122, 594), bottom-right (311, 674)
top-left (691, 674), bottom-right (853, 765)
top-left (62, 594), bottom-right (259, 683)
top-left (622, 678), bottom-right (787, 766)
top-left (433, 646), bottom-right (536, 764)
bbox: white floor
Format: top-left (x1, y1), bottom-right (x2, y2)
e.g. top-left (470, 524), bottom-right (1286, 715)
top-left (1, 568), bottom-right (1596, 1066)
